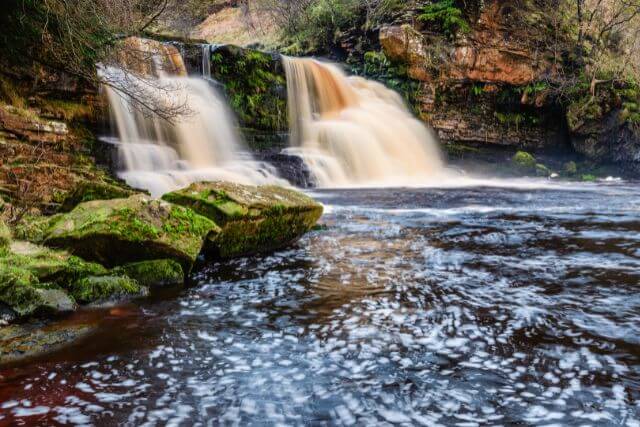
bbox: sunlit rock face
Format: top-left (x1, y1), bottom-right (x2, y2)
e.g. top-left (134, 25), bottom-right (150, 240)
top-left (380, 2), bottom-right (553, 87)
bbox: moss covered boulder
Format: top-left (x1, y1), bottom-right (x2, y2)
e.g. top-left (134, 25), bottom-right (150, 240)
top-left (60, 180), bottom-right (139, 212)
top-left (0, 241), bottom-right (106, 317)
top-left (113, 259), bottom-right (183, 288)
top-left (45, 195), bottom-right (219, 271)
top-left (13, 214), bottom-right (63, 243)
top-left (163, 181), bottom-right (323, 258)
top-left (4, 241), bottom-right (107, 285)
top-left (511, 151), bottom-right (537, 173)
top-left (69, 275), bottom-right (146, 304)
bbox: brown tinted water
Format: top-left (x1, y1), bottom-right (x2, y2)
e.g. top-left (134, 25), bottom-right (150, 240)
top-left (1, 182), bottom-right (640, 425)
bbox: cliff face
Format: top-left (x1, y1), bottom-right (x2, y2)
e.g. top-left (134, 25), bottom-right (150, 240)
top-left (376, 2), bottom-right (566, 153)
top-left (0, 64), bottom-right (129, 220)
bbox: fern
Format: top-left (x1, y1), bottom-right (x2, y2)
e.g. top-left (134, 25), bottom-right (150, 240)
top-left (419, 0), bottom-right (470, 39)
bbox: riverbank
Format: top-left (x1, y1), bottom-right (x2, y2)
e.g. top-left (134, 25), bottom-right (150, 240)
top-left (0, 182), bottom-right (323, 363)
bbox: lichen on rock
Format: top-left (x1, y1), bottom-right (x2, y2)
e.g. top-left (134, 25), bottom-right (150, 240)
top-left (163, 181), bottom-right (323, 258)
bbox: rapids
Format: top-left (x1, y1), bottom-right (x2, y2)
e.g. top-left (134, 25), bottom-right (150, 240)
top-left (1, 181), bottom-right (639, 425)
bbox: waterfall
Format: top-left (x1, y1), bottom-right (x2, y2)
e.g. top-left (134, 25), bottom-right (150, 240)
top-left (202, 44), bottom-right (211, 80)
top-left (101, 38), bottom-right (285, 197)
top-left (282, 57), bottom-right (447, 187)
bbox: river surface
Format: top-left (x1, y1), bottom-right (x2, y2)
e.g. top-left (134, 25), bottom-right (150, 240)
top-left (1, 181), bottom-right (640, 426)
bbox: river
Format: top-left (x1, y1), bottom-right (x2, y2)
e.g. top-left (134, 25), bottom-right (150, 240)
top-left (1, 181), bottom-right (639, 425)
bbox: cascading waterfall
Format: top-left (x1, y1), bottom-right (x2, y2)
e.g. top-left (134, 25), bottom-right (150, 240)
top-left (101, 38), bottom-right (285, 197)
top-left (202, 44), bottom-right (212, 80)
top-left (283, 57), bottom-right (447, 187)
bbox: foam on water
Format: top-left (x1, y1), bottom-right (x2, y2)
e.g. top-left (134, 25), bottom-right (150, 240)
top-left (1, 184), bottom-right (640, 425)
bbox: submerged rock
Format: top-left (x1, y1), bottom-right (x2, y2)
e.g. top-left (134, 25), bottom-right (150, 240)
top-left (112, 259), bottom-right (184, 288)
top-left (163, 181), bottom-right (323, 258)
top-left (69, 275), bottom-right (146, 304)
top-left (45, 195), bottom-right (219, 271)
top-left (0, 321), bottom-right (95, 365)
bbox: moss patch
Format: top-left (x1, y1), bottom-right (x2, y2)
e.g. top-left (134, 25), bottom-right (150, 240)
top-left (45, 195), bottom-right (219, 271)
top-left (13, 214), bottom-right (64, 243)
top-left (163, 181), bottom-right (323, 258)
top-left (512, 151), bottom-right (537, 172)
top-left (209, 46), bottom-right (288, 132)
top-left (0, 220), bottom-right (10, 248)
top-left (61, 180), bottom-right (138, 212)
top-left (69, 275), bottom-right (145, 304)
top-left (112, 259), bottom-right (183, 288)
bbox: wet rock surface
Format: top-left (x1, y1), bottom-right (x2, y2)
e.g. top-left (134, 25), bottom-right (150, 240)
top-left (45, 194), bottom-right (219, 271)
top-left (163, 181), bottom-right (324, 258)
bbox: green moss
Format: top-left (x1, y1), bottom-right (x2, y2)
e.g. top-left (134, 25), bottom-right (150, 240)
top-left (0, 241), bottom-right (107, 286)
top-left (581, 174), bottom-right (597, 182)
top-left (512, 151), bottom-right (537, 172)
top-left (112, 259), bottom-right (183, 288)
top-left (0, 220), bottom-right (10, 248)
top-left (13, 214), bottom-right (63, 243)
top-left (209, 46), bottom-right (287, 132)
top-left (0, 263), bottom-right (76, 317)
top-left (69, 275), bottom-right (144, 304)
top-left (61, 181), bottom-right (137, 212)
top-left (45, 195), bottom-right (218, 271)
top-left (163, 182), bottom-right (323, 259)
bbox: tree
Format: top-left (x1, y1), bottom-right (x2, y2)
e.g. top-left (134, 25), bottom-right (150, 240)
top-left (0, 0), bottom-right (192, 121)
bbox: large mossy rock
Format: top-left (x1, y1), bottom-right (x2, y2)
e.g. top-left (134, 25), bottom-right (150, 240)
top-left (0, 242), bottom-right (100, 317)
top-left (163, 182), bottom-right (323, 258)
top-left (44, 195), bottom-right (219, 271)
top-left (112, 259), bottom-right (184, 288)
top-left (60, 180), bottom-right (139, 212)
top-left (69, 275), bottom-right (145, 304)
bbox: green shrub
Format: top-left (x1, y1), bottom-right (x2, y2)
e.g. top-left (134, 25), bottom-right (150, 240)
top-left (419, 0), bottom-right (470, 39)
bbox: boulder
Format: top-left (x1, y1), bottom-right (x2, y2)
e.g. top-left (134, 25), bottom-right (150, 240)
top-left (163, 181), bottom-right (323, 258)
top-left (0, 241), bottom-right (105, 317)
top-left (112, 259), bottom-right (184, 288)
top-left (69, 275), bottom-right (146, 304)
top-left (0, 268), bottom-right (76, 318)
top-left (4, 241), bottom-right (107, 285)
top-left (511, 151), bottom-right (537, 173)
top-left (60, 180), bottom-right (139, 212)
top-left (45, 195), bottom-right (219, 271)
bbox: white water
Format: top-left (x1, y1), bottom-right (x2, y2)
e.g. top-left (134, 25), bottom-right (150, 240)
top-left (102, 38), bottom-right (286, 197)
top-left (283, 57), bottom-right (449, 188)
